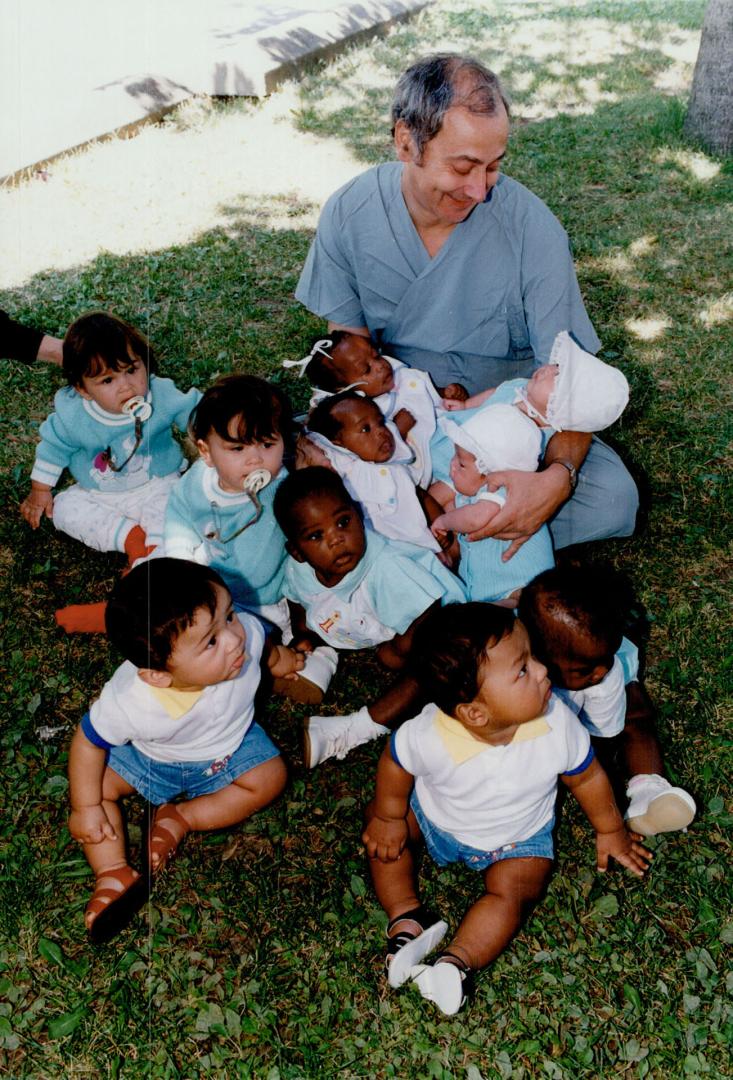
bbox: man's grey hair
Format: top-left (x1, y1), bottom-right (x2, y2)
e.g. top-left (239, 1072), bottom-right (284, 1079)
top-left (391, 54), bottom-right (510, 156)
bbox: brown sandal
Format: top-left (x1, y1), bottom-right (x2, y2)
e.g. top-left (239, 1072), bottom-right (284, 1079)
top-left (85, 864), bottom-right (149, 944)
top-left (148, 803), bottom-right (190, 875)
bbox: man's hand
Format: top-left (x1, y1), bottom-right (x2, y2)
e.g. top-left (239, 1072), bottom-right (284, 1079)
top-left (596, 826), bottom-right (653, 878)
top-left (465, 467), bottom-right (571, 559)
top-left (362, 815), bottom-right (408, 862)
top-left (20, 485), bottom-right (54, 528)
top-left (69, 804), bottom-right (117, 845)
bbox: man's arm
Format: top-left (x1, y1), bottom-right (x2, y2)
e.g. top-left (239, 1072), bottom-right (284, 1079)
top-left (327, 322), bottom-right (370, 338)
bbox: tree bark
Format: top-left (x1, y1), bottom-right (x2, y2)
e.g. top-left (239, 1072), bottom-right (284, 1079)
top-left (684, 0), bottom-right (733, 154)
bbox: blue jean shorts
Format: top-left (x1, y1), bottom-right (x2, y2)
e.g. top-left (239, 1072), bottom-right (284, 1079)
top-left (410, 790), bottom-right (555, 871)
top-left (107, 722), bottom-right (279, 806)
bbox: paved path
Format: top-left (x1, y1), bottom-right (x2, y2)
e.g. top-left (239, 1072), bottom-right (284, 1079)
top-left (0, 0), bottom-right (426, 180)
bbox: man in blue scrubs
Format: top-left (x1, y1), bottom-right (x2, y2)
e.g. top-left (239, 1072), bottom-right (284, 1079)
top-left (296, 54), bottom-right (638, 555)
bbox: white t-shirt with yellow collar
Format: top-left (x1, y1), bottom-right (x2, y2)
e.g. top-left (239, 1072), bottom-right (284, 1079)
top-left (88, 613), bottom-right (264, 763)
top-left (392, 694), bottom-right (591, 852)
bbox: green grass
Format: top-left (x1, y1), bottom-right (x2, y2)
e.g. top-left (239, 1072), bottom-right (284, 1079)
top-left (1, 1), bottom-right (732, 1076)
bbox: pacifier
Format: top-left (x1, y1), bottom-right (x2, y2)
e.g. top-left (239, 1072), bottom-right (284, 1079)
top-left (122, 396), bottom-right (153, 422)
top-left (243, 468), bottom-right (271, 495)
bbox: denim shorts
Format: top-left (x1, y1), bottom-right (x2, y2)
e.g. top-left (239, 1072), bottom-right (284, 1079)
top-left (107, 722), bottom-right (279, 806)
top-left (410, 790), bottom-right (555, 871)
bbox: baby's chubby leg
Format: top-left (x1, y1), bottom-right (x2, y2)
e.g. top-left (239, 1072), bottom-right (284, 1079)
top-left (77, 767), bottom-right (145, 937)
top-left (149, 756), bottom-right (287, 872)
top-left (447, 856), bottom-right (552, 972)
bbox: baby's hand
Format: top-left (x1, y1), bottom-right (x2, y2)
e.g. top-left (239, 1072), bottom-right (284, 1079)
top-left (295, 433), bottom-right (332, 471)
top-left (596, 826), bottom-right (653, 878)
top-left (362, 815), bottom-right (408, 862)
top-left (440, 382), bottom-right (469, 403)
top-left (69, 805), bottom-right (118, 845)
top-left (269, 644), bottom-right (305, 680)
top-left (393, 408), bottom-right (416, 438)
top-left (20, 486), bottom-right (54, 528)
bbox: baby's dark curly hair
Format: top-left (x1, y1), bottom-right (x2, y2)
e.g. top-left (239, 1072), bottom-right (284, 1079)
top-left (519, 564), bottom-right (626, 657)
top-left (411, 602), bottom-right (515, 714)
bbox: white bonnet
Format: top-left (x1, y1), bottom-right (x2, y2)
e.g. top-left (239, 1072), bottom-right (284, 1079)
top-left (545, 331), bottom-right (629, 432)
top-left (439, 404), bottom-right (542, 475)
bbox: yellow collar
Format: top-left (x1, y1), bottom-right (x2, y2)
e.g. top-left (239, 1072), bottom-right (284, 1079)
top-left (148, 683), bottom-right (205, 719)
top-left (434, 708), bottom-right (551, 764)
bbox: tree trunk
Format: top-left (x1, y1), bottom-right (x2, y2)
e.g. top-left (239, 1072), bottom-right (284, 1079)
top-left (684, 0), bottom-right (733, 154)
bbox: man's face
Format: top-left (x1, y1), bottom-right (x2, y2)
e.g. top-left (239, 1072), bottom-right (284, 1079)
top-left (396, 104), bottom-right (509, 230)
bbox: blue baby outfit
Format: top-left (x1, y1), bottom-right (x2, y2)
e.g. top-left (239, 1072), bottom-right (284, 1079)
top-left (164, 459), bottom-right (287, 610)
top-left (454, 488), bottom-right (554, 603)
top-left (31, 375), bottom-right (201, 492)
top-left (282, 527), bottom-right (465, 649)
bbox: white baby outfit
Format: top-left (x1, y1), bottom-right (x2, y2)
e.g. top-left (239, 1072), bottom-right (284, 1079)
top-left (392, 695), bottom-right (592, 851)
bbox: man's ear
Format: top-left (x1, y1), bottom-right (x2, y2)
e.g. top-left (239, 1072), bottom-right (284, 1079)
top-left (454, 700), bottom-right (490, 730)
top-left (138, 668), bottom-right (173, 688)
top-left (394, 119), bottom-right (419, 164)
top-left (285, 540), bottom-right (305, 564)
top-left (195, 438), bottom-right (213, 466)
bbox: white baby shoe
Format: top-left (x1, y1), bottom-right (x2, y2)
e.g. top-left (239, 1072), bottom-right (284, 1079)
top-left (625, 774), bottom-right (696, 836)
top-left (304, 706), bottom-right (388, 767)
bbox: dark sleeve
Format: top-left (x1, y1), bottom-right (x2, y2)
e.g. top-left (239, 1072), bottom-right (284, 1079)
top-left (0, 310), bottom-right (44, 365)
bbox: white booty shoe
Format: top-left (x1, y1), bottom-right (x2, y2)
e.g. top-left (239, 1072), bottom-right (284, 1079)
top-left (411, 958), bottom-right (471, 1016)
top-left (274, 645), bottom-right (338, 705)
top-left (625, 774), bottom-right (696, 836)
top-left (304, 706), bottom-right (388, 767)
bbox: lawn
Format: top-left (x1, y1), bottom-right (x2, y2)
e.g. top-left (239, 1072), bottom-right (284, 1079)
top-left (1, 1), bottom-right (731, 1077)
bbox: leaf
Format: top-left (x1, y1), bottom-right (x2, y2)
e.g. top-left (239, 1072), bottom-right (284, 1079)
top-left (48, 1007), bottom-right (86, 1039)
top-left (623, 983), bottom-right (642, 1011)
top-left (38, 938), bottom-right (65, 967)
top-left (350, 874), bottom-right (366, 898)
top-left (593, 894), bottom-right (619, 918)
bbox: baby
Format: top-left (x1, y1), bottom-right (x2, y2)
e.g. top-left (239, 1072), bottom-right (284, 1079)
top-left (363, 603), bottom-right (652, 1016)
top-left (431, 404), bottom-right (554, 606)
top-left (20, 311), bottom-right (200, 632)
top-left (273, 467), bottom-right (465, 766)
top-left (519, 565), bottom-right (696, 836)
top-left (431, 329), bottom-right (630, 498)
top-left (305, 391), bottom-right (442, 553)
top-left (164, 374), bottom-right (337, 705)
top-left (287, 331), bottom-right (463, 487)
top-left (67, 558), bottom-right (301, 943)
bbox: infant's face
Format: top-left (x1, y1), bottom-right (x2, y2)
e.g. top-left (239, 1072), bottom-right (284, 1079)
top-left (77, 356), bottom-right (148, 415)
top-left (450, 444), bottom-right (486, 496)
top-left (542, 634), bottom-right (614, 691)
top-left (329, 337), bottom-right (394, 397)
top-left (332, 399), bottom-right (395, 463)
top-left (197, 417), bottom-right (284, 494)
top-left (525, 364), bottom-right (558, 416)
top-left (288, 492), bottom-right (366, 586)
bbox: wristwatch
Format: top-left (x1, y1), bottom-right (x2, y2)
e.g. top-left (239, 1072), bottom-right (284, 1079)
top-left (552, 459), bottom-right (578, 494)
